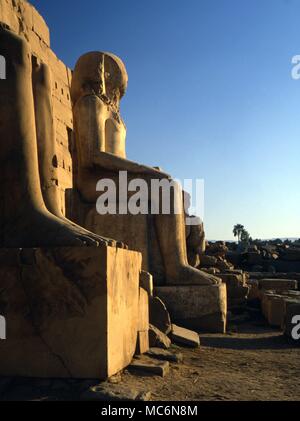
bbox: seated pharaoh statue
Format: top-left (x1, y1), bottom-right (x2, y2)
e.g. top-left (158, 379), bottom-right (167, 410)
top-left (70, 51), bottom-right (220, 286)
top-left (0, 25), bottom-right (120, 248)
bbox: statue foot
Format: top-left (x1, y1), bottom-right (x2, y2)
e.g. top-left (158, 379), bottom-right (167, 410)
top-left (2, 210), bottom-right (122, 248)
top-left (59, 216), bottom-right (128, 249)
top-left (167, 265), bottom-right (221, 286)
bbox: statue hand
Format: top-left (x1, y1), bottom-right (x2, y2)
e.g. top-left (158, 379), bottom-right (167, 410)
top-left (137, 165), bottom-right (171, 180)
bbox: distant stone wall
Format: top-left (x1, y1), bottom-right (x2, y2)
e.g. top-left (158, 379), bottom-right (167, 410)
top-left (0, 0), bottom-right (73, 213)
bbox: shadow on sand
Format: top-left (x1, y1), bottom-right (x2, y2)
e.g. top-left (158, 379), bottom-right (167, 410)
top-left (200, 323), bottom-right (298, 350)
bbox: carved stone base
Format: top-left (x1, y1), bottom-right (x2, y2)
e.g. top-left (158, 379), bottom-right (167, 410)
top-left (155, 284), bottom-right (227, 333)
top-left (67, 197), bottom-right (166, 285)
top-left (0, 245), bottom-right (142, 379)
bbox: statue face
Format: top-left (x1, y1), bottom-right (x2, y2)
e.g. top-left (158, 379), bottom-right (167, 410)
top-left (71, 52), bottom-right (128, 106)
top-left (104, 55), bottom-right (128, 103)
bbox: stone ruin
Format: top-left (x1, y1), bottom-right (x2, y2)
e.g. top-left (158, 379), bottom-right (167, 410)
top-left (0, 0), bottom-right (228, 380)
top-left (1, 2), bottom-right (298, 389)
top-left (199, 239), bottom-right (300, 338)
top-left (227, 240), bottom-right (300, 273)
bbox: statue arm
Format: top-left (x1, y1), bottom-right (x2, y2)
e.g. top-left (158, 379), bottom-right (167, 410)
top-left (94, 151), bottom-right (171, 178)
top-left (74, 95), bottom-right (106, 161)
top-left (92, 151), bottom-right (170, 178)
top-left (74, 95), bottom-right (170, 178)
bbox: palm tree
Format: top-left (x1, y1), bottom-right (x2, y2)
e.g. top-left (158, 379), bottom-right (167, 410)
top-left (240, 229), bottom-right (250, 245)
top-left (233, 224), bottom-right (244, 243)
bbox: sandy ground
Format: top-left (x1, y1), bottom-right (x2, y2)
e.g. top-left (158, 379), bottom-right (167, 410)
top-left (122, 321), bottom-right (300, 401)
top-left (0, 317), bottom-right (299, 401)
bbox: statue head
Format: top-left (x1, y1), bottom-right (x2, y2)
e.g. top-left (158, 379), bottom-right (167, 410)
top-left (71, 52), bottom-right (128, 107)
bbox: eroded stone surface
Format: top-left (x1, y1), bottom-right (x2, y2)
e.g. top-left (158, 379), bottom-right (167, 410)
top-left (138, 287), bottom-right (149, 332)
top-left (128, 358), bottom-right (170, 377)
top-left (0, 246), bottom-right (141, 379)
top-left (146, 348), bottom-right (183, 363)
top-left (70, 51), bottom-right (221, 288)
top-left (155, 284), bottom-right (227, 333)
top-left (135, 331), bottom-right (150, 355)
top-left (171, 324), bottom-right (200, 348)
top-left (218, 273), bottom-right (249, 308)
top-left (259, 279), bottom-right (298, 291)
top-left (0, 0), bottom-right (76, 208)
top-left (81, 383), bottom-right (139, 401)
top-left (149, 324), bottom-right (171, 349)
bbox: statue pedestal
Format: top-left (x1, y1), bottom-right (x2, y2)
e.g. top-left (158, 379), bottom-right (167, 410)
top-left (155, 284), bottom-right (227, 333)
top-left (0, 245), bottom-right (141, 379)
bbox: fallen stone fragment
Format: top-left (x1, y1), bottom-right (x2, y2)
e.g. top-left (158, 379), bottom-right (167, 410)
top-left (80, 383), bottom-right (140, 401)
top-left (146, 347), bottom-right (183, 363)
top-left (149, 324), bottom-right (171, 349)
top-left (171, 324), bottom-right (200, 348)
top-left (149, 296), bottom-right (172, 335)
top-left (128, 359), bottom-right (170, 377)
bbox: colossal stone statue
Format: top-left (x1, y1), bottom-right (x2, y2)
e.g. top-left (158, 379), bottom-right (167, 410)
top-left (0, 24), bottom-right (143, 379)
top-left (71, 51), bottom-right (220, 286)
top-left (0, 26), bottom-right (117, 248)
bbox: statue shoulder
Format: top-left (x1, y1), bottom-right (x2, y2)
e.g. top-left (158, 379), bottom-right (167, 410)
top-left (74, 94), bottom-right (107, 112)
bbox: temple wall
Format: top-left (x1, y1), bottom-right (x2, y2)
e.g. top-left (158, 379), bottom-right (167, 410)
top-left (0, 0), bottom-right (73, 213)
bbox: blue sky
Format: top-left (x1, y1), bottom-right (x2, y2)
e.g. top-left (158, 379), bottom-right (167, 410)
top-left (31, 0), bottom-right (300, 240)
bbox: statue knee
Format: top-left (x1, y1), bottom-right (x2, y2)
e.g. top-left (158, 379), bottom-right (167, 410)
top-left (32, 58), bottom-right (51, 88)
top-left (0, 27), bottom-right (31, 68)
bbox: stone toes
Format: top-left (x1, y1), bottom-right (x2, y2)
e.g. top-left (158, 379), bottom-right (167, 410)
top-left (116, 241), bottom-right (127, 249)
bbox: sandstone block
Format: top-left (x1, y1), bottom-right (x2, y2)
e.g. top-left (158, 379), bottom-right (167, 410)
top-left (281, 298), bottom-right (300, 330)
top-left (155, 284), bottom-right (227, 333)
top-left (0, 0), bottom-right (75, 208)
top-left (135, 331), bottom-right (149, 355)
top-left (0, 246), bottom-right (142, 379)
top-left (261, 291), bottom-right (277, 319)
top-left (32, 5), bottom-right (50, 45)
top-left (218, 273), bottom-right (249, 308)
top-left (138, 287), bottom-right (149, 332)
top-left (0, 0), bottom-right (21, 33)
top-left (149, 324), bottom-right (171, 349)
top-left (146, 348), bottom-right (183, 363)
top-left (267, 296), bottom-right (286, 327)
top-left (85, 210), bottom-right (150, 271)
top-left (171, 324), bottom-right (200, 348)
top-left (129, 359), bottom-right (170, 377)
